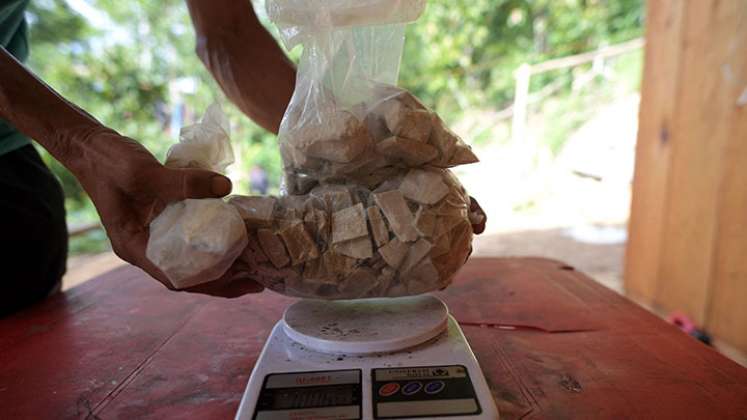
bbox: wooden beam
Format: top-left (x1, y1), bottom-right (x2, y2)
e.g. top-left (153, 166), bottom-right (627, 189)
top-left (627, 0), bottom-right (747, 352)
top-left (624, 0), bottom-right (685, 304)
top-left (706, 2), bottom-right (747, 353)
top-left (530, 38), bottom-right (644, 75)
top-left (654, 0), bottom-right (744, 324)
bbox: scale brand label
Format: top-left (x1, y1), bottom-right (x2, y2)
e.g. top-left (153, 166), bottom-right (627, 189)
top-left (374, 365), bottom-right (467, 381)
top-left (266, 370), bottom-right (360, 389)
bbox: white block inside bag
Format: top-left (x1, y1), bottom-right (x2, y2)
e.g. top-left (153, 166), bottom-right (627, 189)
top-left (146, 198), bottom-right (247, 289)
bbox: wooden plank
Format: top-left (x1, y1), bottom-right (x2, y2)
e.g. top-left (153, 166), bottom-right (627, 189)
top-left (0, 267), bottom-right (207, 419)
top-left (707, 1), bottom-right (747, 352)
top-left (94, 293), bottom-right (294, 419)
top-left (654, 0), bottom-right (743, 324)
top-left (529, 37), bottom-right (644, 74)
top-left (624, 0), bottom-right (685, 303)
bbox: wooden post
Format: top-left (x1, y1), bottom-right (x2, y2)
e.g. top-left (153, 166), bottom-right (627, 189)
top-left (625, 0), bottom-right (747, 356)
top-left (511, 63), bottom-right (531, 143)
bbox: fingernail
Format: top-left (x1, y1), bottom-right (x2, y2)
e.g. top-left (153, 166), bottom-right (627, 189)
top-left (211, 175), bottom-right (232, 196)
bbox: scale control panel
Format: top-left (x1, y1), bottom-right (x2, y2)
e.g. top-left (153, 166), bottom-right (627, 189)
top-left (252, 365), bottom-right (481, 420)
top-left (371, 365), bottom-right (481, 419)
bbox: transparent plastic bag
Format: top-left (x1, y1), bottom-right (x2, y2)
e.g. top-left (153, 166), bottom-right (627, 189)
top-left (268, 0), bottom-right (477, 194)
top-left (146, 198), bottom-right (247, 289)
top-left (146, 0), bottom-right (480, 298)
top-left (164, 103), bottom-right (234, 172)
top-left (231, 168), bottom-right (473, 299)
top-left (146, 104), bottom-right (247, 289)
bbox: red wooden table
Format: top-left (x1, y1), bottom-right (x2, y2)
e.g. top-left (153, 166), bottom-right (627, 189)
top-left (1, 257), bottom-right (746, 419)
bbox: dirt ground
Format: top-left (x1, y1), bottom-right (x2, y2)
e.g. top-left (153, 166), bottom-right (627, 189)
top-left (472, 226), bottom-right (625, 293)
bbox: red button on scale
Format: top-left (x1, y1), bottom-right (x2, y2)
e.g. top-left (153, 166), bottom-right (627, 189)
top-left (379, 382), bottom-right (400, 397)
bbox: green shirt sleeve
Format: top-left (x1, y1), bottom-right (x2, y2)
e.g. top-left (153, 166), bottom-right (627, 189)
top-left (0, 0), bottom-right (32, 156)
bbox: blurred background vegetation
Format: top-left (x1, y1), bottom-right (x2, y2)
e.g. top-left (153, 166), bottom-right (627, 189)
top-left (25, 0), bottom-right (643, 254)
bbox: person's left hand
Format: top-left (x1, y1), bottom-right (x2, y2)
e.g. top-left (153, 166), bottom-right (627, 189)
top-left (469, 196), bottom-right (486, 234)
top-left (71, 128), bottom-right (263, 297)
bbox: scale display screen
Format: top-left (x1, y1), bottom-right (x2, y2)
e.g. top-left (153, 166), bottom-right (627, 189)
top-left (253, 369), bottom-right (362, 420)
top-left (269, 384), bottom-right (356, 410)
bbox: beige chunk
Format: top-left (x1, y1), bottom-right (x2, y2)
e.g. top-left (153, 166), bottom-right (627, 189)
top-left (304, 208), bottom-right (330, 243)
top-left (378, 238), bottom-right (408, 269)
top-left (376, 136), bottom-right (438, 166)
top-left (396, 110), bottom-right (433, 142)
top-left (253, 263), bottom-right (300, 282)
top-left (282, 143), bottom-right (310, 168)
top-left (400, 238), bottom-right (433, 274)
top-left (276, 196), bottom-right (307, 228)
top-left (335, 236), bottom-right (373, 259)
top-left (313, 186), bottom-right (354, 212)
top-left (229, 196), bottom-right (276, 227)
top-left (371, 85), bottom-right (427, 110)
top-left (257, 229), bottom-right (290, 268)
top-left (449, 145), bottom-right (479, 165)
top-left (367, 206), bottom-right (390, 247)
top-left (286, 173), bottom-right (317, 195)
top-left (338, 267), bottom-right (378, 298)
top-left (240, 231), bottom-right (269, 265)
top-left (381, 99), bottom-right (433, 142)
top-left (432, 220), bottom-right (471, 283)
top-left (372, 177), bottom-right (403, 195)
top-left (373, 190), bottom-right (418, 242)
top-left (395, 90), bottom-right (428, 110)
top-left (434, 215), bottom-right (467, 238)
top-left (379, 97), bottom-right (405, 133)
top-left (304, 134), bottom-right (368, 164)
top-left (302, 114), bottom-right (370, 163)
top-left (430, 191), bottom-right (469, 217)
top-left (387, 283), bottom-right (408, 297)
top-left (414, 207), bottom-right (437, 237)
top-left (399, 169), bottom-right (449, 205)
top-left (332, 203), bottom-right (368, 244)
top-left (359, 167), bottom-right (399, 190)
top-left (278, 221), bottom-right (320, 265)
top-left (377, 267), bottom-right (396, 294)
top-left (370, 258), bottom-right (387, 271)
top-left (429, 118), bottom-right (458, 165)
top-left (302, 258), bottom-right (336, 284)
top-left (406, 258), bottom-right (440, 295)
top-left (431, 230), bottom-right (451, 258)
top-left (323, 250), bottom-right (357, 275)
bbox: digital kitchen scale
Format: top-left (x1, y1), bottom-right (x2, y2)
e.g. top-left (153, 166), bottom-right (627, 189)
top-left (236, 295), bottom-right (499, 419)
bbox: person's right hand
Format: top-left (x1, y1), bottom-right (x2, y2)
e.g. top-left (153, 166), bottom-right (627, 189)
top-left (72, 128), bottom-right (263, 297)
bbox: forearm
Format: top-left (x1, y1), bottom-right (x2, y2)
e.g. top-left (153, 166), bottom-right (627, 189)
top-left (187, 0), bottom-right (295, 134)
top-left (0, 47), bottom-right (113, 174)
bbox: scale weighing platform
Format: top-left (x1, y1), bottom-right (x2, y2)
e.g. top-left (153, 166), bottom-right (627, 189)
top-left (236, 295), bottom-right (499, 419)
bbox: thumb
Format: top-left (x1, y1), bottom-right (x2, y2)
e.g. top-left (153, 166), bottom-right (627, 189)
top-left (159, 167), bottom-right (233, 203)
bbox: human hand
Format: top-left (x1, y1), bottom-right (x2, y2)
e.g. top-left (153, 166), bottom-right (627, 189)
top-left (73, 129), bottom-right (263, 297)
top-left (470, 196), bottom-right (486, 234)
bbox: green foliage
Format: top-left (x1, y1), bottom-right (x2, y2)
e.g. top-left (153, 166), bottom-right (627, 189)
top-left (400, 0), bottom-right (643, 121)
top-left (537, 49), bottom-right (643, 156)
top-left (69, 229), bottom-right (111, 254)
top-left (26, 0), bottom-right (278, 223)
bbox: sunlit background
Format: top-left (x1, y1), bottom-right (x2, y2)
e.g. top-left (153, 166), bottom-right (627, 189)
top-left (27, 0), bottom-right (644, 292)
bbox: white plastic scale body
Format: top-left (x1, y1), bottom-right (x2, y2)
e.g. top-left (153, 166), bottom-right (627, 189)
top-left (236, 295), bottom-right (499, 420)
